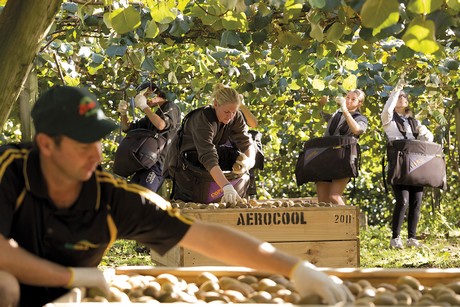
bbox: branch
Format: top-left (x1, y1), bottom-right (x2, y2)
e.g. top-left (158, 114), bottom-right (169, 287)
top-left (68, 0), bottom-right (106, 5)
top-left (52, 51), bottom-right (66, 85)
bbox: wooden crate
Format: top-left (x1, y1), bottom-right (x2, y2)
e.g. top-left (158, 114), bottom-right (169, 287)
top-left (151, 204), bottom-right (360, 268)
top-left (49, 266), bottom-right (460, 305)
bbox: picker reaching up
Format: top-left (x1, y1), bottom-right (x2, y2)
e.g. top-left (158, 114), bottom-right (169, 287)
top-left (316, 91), bottom-right (368, 206)
top-left (381, 78), bottom-right (433, 249)
top-left (115, 80), bottom-right (181, 192)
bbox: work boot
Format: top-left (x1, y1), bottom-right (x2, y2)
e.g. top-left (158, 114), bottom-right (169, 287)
top-left (390, 236), bottom-right (403, 249)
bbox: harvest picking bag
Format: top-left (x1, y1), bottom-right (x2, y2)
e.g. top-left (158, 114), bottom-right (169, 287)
top-left (113, 129), bottom-right (167, 177)
top-left (295, 136), bottom-right (360, 185)
top-left (386, 139), bottom-right (447, 189)
top-left (173, 151), bottom-right (249, 203)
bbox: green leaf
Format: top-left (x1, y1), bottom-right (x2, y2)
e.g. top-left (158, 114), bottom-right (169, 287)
top-left (145, 20), bottom-right (160, 38)
top-left (326, 22), bottom-right (345, 42)
top-left (309, 0), bottom-right (326, 9)
top-left (343, 60), bottom-right (358, 71)
top-left (447, 0), bottom-right (460, 10)
top-left (110, 7), bottom-right (141, 35)
top-left (361, 0), bottom-right (399, 30)
top-left (106, 45), bottom-right (127, 57)
top-left (219, 0), bottom-right (237, 10)
top-left (312, 79), bottom-right (325, 90)
top-left (407, 0), bottom-right (443, 14)
top-left (343, 75), bottom-right (357, 90)
top-left (150, 2), bottom-right (177, 24)
top-left (177, 0), bottom-right (191, 12)
top-left (169, 19), bottom-right (190, 37)
top-left (64, 76), bottom-right (80, 86)
top-left (220, 30), bottom-right (241, 46)
top-left (402, 17), bottom-right (440, 54)
top-left (309, 22), bottom-right (324, 42)
top-left (168, 71), bottom-right (178, 84)
top-left (284, 1), bottom-right (303, 22)
top-left (222, 12), bottom-right (247, 31)
top-left (141, 57), bottom-right (155, 72)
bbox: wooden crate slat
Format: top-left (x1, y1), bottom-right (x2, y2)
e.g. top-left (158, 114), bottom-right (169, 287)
top-left (181, 206), bottom-right (359, 241)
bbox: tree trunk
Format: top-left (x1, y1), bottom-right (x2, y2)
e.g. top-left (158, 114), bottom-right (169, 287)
top-left (0, 0), bottom-right (62, 128)
top-left (19, 69), bottom-right (38, 142)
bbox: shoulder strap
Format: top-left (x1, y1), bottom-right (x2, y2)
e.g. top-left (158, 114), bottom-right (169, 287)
top-left (407, 117), bottom-right (419, 139)
top-left (328, 112), bottom-right (342, 135)
top-left (392, 111), bottom-right (419, 139)
top-left (339, 112), bottom-right (362, 135)
top-left (392, 111), bottom-right (407, 139)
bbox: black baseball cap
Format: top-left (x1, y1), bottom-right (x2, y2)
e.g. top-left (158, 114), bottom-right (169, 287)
top-left (31, 86), bottom-right (118, 143)
top-left (136, 80), bottom-right (166, 98)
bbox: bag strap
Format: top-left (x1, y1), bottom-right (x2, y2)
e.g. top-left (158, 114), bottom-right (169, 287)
top-left (328, 112), bottom-right (342, 135)
top-left (338, 112), bottom-right (362, 136)
top-left (381, 154), bottom-right (389, 194)
top-left (392, 112), bottom-right (419, 139)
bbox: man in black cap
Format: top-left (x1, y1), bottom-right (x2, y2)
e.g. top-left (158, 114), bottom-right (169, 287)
top-left (116, 81), bottom-right (180, 192)
top-left (0, 86), bottom-right (351, 307)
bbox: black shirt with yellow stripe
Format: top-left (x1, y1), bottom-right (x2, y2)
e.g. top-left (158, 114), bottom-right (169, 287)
top-left (0, 143), bottom-right (193, 306)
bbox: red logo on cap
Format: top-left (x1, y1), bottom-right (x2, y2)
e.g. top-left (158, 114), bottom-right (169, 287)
top-left (79, 97), bottom-right (97, 116)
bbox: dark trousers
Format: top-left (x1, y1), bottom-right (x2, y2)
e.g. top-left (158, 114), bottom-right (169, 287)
top-left (391, 184), bottom-right (424, 239)
top-left (131, 163), bottom-right (164, 193)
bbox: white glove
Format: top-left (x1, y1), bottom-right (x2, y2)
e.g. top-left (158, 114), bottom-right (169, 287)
top-left (394, 77), bottom-right (406, 92)
top-left (290, 261), bottom-right (354, 305)
top-left (232, 153), bottom-right (255, 174)
top-left (221, 184), bottom-right (242, 205)
top-left (335, 96), bottom-right (347, 111)
top-left (134, 94), bottom-right (149, 111)
top-left (66, 267), bottom-right (109, 296)
top-left (117, 100), bottom-right (128, 116)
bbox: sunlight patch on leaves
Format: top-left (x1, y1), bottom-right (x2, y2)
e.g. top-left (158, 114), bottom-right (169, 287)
top-left (150, 1), bottom-right (177, 24)
top-left (361, 0), bottom-right (399, 32)
top-left (402, 17), bottom-right (440, 54)
top-left (145, 20), bottom-right (160, 38)
top-left (343, 74), bottom-right (357, 90)
top-left (407, 0), bottom-right (443, 14)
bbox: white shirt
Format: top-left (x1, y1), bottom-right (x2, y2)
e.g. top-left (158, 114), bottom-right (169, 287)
top-left (381, 90), bottom-right (433, 142)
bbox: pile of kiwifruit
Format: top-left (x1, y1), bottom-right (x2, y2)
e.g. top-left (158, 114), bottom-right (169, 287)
top-left (82, 272), bottom-right (460, 305)
top-left (172, 198), bottom-right (336, 210)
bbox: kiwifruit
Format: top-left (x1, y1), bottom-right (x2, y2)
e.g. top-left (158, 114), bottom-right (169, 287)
top-left (396, 275), bottom-right (422, 291)
top-left (196, 271), bottom-right (219, 286)
top-left (373, 292), bottom-right (398, 305)
top-left (199, 280), bottom-right (220, 292)
top-left (237, 274), bottom-right (258, 285)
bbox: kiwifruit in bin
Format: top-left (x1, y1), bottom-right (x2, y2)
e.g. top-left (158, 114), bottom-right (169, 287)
top-left (196, 271), bottom-right (218, 286)
top-left (396, 275), bottom-right (422, 291)
top-left (237, 274), bottom-right (258, 285)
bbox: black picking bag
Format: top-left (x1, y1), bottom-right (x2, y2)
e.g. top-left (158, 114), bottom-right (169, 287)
top-left (113, 129), bottom-right (167, 177)
top-left (386, 139), bottom-right (447, 189)
top-left (172, 152), bottom-right (249, 203)
top-left (295, 136), bottom-right (360, 186)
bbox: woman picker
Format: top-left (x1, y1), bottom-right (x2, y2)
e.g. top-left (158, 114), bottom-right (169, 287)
top-left (163, 84), bottom-right (256, 204)
top-left (317, 90), bottom-right (368, 206)
top-left (381, 78), bottom-right (433, 249)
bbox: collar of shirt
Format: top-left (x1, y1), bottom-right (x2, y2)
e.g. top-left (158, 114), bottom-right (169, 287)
top-left (25, 148), bottom-right (100, 210)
